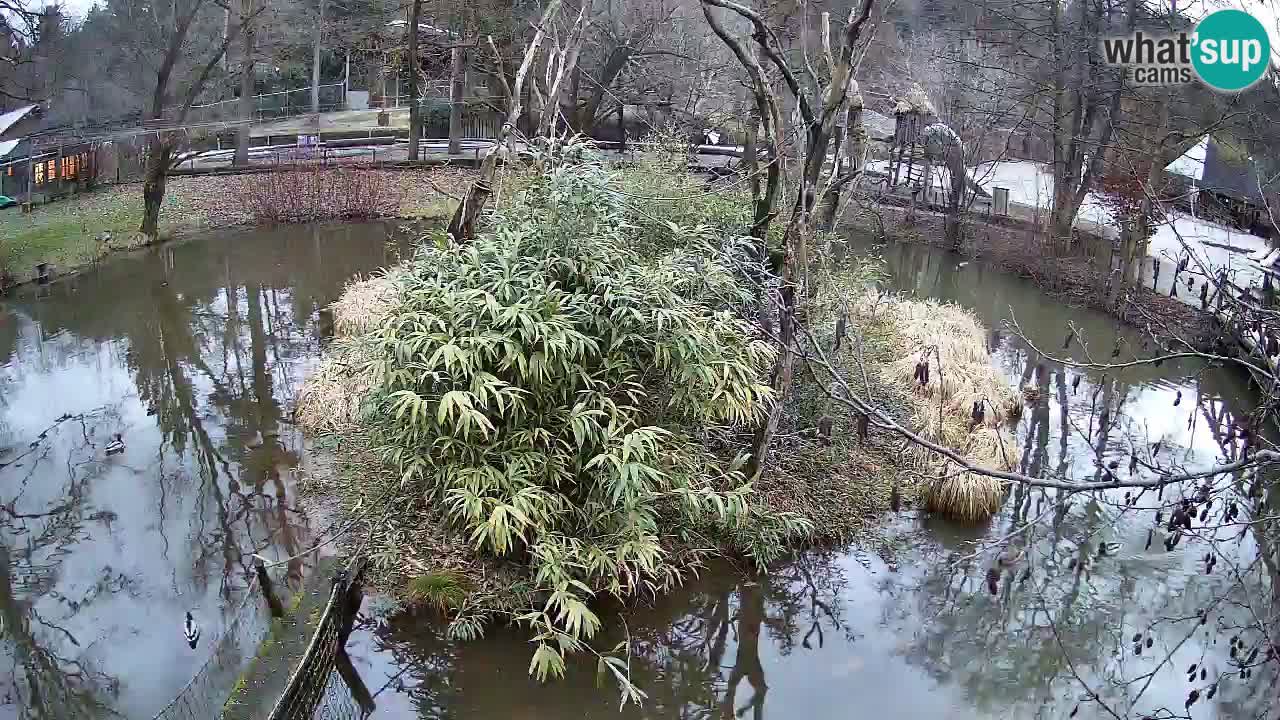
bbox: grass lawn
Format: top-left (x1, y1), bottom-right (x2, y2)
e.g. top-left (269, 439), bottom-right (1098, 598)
top-left (0, 185), bottom-right (192, 283)
top-left (0, 168), bottom-right (468, 287)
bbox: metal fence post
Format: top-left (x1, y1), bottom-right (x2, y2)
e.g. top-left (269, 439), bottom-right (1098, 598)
top-left (333, 562), bottom-right (375, 715)
top-left (254, 556), bottom-right (285, 618)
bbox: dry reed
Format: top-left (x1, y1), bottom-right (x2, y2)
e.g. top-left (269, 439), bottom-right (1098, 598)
top-left (329, 273), bottom-right (401, 336)
top-left (296, 272), bottom-right (402, 432)
top-left (857, 291), bottom-right (1018, 522)
top-left (295, 339), bottom-right (378, 434)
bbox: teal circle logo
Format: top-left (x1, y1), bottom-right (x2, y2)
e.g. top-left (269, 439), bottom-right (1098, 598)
top-left (1192, 9), bottom-right (1271, 92)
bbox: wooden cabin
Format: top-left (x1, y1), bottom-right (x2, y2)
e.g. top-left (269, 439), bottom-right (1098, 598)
top-left (0, 104), bottom-right (100, 203)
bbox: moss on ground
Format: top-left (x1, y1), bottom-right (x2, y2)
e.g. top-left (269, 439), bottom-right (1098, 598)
top-left (221, 556), bottom-right (344, 720)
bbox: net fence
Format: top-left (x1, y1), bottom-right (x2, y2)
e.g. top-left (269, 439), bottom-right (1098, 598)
top-left (171, 84), bottom-right (348, 125)
top-left (150, 572), bottom-right (273, 720)
top-left (267, 560), bottom-right (371, 720)
top-left (310, 661), bottom-right (366, 720)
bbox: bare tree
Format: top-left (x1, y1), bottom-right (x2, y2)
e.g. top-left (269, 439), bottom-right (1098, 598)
top-left (701, 0), bottom-right (876, 478)
top-left (233, 0), bottom-right (258, 166)
top-left (103, 0), bottom-right (266, 239)
top-left (445, 0), bottom-right (563, 243)
top-left (310, 0), bottom-right (326, 114)
top-left (407, 0), bottom-right (423, 160)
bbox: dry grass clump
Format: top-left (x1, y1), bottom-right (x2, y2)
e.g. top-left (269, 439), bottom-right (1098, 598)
top-left (329, 273), bottom-right (401, 337)
top-left (295, 339), bottom-right (378, 434)
top-left (855, 291), bottom-right (1018, 523)
top-left (923, 470), bottom-right (1005, 524)
top-left (863, 293), bottom-right (1020, 425)
top-left (296, 272), bottom-right (403, 433)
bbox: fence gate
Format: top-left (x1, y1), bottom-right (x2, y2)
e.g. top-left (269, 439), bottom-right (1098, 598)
top-left (266, 559), bottom-right (374, 720)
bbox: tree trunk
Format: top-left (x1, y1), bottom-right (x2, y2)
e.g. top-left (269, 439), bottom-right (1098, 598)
top-left (448, 46), bottom-right (464, 155)
top-left (447, 1), bottom-right (562, 243)
top-left (538, 2), bottom-right (591, 139)
top-left (406, 0), bottom-right (422, 160)
top-left (310, 0), bottom-right (326, 114)
top-left (140, 140), bottom-right (173, 240)
top-left (577, 44), bottom-right (639, 137)
top-left (234, 0), bottom-right (255, 166)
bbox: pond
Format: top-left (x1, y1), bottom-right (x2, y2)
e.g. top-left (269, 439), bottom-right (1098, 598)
top-left (339, 235), bottom-right (1276, 720)
top-left (1, 226), bottom-right (1273, 720)
top-left (0, 222), bottom-right (410, 719)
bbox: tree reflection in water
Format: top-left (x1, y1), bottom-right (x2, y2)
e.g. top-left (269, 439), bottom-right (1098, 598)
top-left (353, 236), bottom-right (1278, 720)
top-left (866, 235), bottom-right (1280, 720)
top-left (359, 551), bottom-right (856, 720)
top-left (0, 223), bottom-right (407, 718)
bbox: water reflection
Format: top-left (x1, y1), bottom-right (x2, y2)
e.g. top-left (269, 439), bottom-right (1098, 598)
top-left (871, 237), bottom-right (1279, 719)
top-left (346, 236), bottom-right (1275, 720)
top-left (0, 223), bottom-right (408, 718)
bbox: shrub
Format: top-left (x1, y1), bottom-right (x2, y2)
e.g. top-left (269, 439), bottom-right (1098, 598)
top-left (364, 160), bottom-right (806, 681)
top-left (405, 571), bottom-right (468, 613)
top-left (234, 166), bottom-right (406, 224)
top-left (612, 129), bottom-right (754, 252)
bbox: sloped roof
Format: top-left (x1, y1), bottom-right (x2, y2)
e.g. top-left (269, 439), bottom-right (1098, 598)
top-left (0, 139), bottom-right (19, 159)
top-left (0, 104), bottom-right (39, 138)
top-left (893, 84), bottom-right (936, 116)
top-left (1201, 138), bottom-right (1269, 204)
top-left (1164, 135), bottom-right (1274, 205)
top-left (1164, 136), bottom-right (1208, 181)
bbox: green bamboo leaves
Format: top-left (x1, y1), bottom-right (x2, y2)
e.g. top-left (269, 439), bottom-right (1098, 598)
top-left (366, 162), bottom-right (805, 684)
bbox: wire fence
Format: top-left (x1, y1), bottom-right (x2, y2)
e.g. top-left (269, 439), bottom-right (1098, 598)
top-left (167, 84), bottom-right (348, 126)
top-left (150, 571), bottom-right (274, 720)
top-left (309, 666), bottom-right (366, 720)
top-left (267, 558), bottom-right (372, 720)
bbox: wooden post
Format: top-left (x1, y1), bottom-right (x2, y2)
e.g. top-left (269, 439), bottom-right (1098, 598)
top-left (254, 556), bottom-right (285, 618)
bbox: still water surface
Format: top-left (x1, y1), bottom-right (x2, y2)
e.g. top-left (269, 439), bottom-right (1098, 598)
top-left (1, 228), bottom-right (1273, 719)
top-left (0, 223), bottom-right (408, 718)
top-left (343, 236), bottom-right (1275, 720)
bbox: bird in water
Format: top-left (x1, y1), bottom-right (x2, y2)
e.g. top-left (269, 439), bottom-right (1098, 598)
top-left (956, 261), bottom-right (969, 269)
top-left (104, 433), bottom-right (125, 456)
top-left (183, 612), bottom-right (201, 649)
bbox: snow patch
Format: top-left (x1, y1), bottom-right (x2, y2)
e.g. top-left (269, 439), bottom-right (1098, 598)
top-left (0, 105), bottom-right (37, 137)
top-left (969, 160), bottom-right (1116, 229)
top-left (1146, 211), bottom-right (1271, 294)
top-left (1164, 136), bottom-right (1208, 181)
